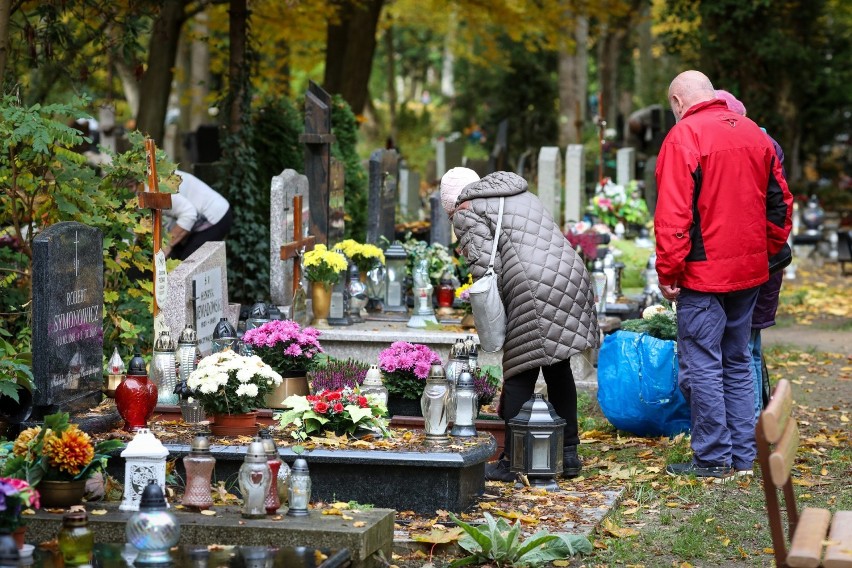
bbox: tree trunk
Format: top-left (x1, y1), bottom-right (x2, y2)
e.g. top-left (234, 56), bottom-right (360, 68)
top-left (227, 0), bottom-right (248, 135)
top-left (189, 10), bottom-right (210, 131)
top-left (113, 58), bottom-right (141, 117)
top-left (0, 0), bottom-right (12, 84)
top-left (597, 24), bottom-right (624, 135)
top-left (136, 0), bottom-right (188, 145)
top-left (385, 24), bottom-right (397, 144)
top-left (323, 0), bottom-right (384, 116)
top-left (558, 13), bottom-right (588, 146)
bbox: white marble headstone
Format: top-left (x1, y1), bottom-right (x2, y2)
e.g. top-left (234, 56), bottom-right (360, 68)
top-left (269, 169), bottom-right (309, 308)
top-left (537, 147), bottom-right (563, 227)
top-left (564, 145), bottom-right (585, 224)
top-left (616, 147), bottom-right (636, 187)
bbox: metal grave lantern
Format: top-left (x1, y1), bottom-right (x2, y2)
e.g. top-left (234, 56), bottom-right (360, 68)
top-left (382, 242), bottom-right (408, 313)
top-left (328, 259), bottom-right (353, 326)
top-left (286, 458), bottom-right (312, 517)
top-left (801, 194), bottom-right (825, 236)
top-left (246, 301), bottom-right (271, 331)
top-left (150, 331), bottom-right (178, 405)
top-left (120, 428), bottom-right (169, 511)
top-left (450, 371), bottom-right (478, 437)
top-left (360, 365), bottom-right (388, 408)
top-left (508, 393), bottom-right (565, 491)
top-left (347, 263), bottom-right (368, 323)
top-left (211, 318), bottom-right (238, 353)
top-left (421, 364), bottom-right (451, 445)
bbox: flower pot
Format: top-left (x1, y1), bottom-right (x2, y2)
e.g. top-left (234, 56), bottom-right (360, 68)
top-left (386, 395), bottom-right (423, 418)
top-left (12, 527), bottom-right (26, 550)
top-left (264, 371), bottom-right (309, 409)
top-left (209, 412), bottom-right (259, 437)
top-left (180, 399), bottom-right (206, 423)
top-left (38, 480), bottom-right (87, 509)
top-left (311, 283), bottom-right (332, 328)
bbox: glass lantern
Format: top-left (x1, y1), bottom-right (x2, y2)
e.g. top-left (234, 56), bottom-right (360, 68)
top-left (176, 325), bottom-right (201, 382)
top-left (450, 371), bottom-right (478, 437)
top-left (421, 364), bottom-right (450, 445)
top-left (151, 331), bottom-right (178, 405)
top-left (126, 481), bottom-right (180, 564)
top-left (58, 510), bottom-right (94, 566)
top-left (466, 336), bottom-right (479, 370)
top-left (211, 318), bottom-right (238, 353)
top-left (436, 271), bottom-right (455, 309)
top-left (104, 346), bottom-right (125, 398)
top-left (347, 263), bottom-right (368, 323)
top-left (360, 365), bottom-right (388, 408)
top-left (382, 243), bottom-right (408, 313)
top-left (259, 431), bottom-right (282, 514)
top-left (328, 263), bottom-right (352, 326)
top-left (286, 458), bottom-right (312, 517)
top-left (120, 428), bottom-right (169, 511)
top-left (408, 256), bottom-right (438, 328)
top-left (182, 434), bottom-right (215, 510)
top-left (246, 301), bottom-right (271, 331)
top-left (239, 440), bottom-right (271, 519)
top-left (508, 393), bottom-right (566, 491)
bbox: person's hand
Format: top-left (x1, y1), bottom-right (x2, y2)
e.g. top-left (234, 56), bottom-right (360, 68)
top-left (661, 283), bottom-right (680, 302)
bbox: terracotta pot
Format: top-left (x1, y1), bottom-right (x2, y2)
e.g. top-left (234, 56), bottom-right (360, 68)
top-left (12, 526), bottom-right (25, 550)
top-left (115, 373), bottom-right (158, 432)
top-left (311, 283), bottom-right (332, 327)
top-left (209, 412), bottom-right (259, 437)
top-left (38, 479), bottom-right (87, 508)
top-left (264, 371), bottom-right (309, 409)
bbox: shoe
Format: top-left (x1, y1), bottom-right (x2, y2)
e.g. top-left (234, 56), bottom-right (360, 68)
top-left (563, 445), bottom-right (582, 478)
top-left (735, 469), bottom-right (754, 477)
top-left (484, 458), bottom-right (518, 482)
top-left (665, 462), bottom-right (734, 479)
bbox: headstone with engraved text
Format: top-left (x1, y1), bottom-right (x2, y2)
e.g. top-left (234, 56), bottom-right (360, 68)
top-left (269, 170), bottom-right (309, 307)
top-left (32, 222), bottom-right (104, 419)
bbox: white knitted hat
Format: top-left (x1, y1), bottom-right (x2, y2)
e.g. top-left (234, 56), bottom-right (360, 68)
top-left (440, 167), bottom-right (480, 215)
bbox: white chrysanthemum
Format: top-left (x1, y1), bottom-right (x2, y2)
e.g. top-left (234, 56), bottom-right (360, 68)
top-left (236, 383), bottom-right (259, 397)
top-left (643, 305), bottom-right (668, 319)
top-left (236, 368), bottom-right (254, 383)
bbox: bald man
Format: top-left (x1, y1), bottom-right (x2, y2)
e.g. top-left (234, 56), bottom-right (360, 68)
top-left (655, 71), bottom-right (793, 479)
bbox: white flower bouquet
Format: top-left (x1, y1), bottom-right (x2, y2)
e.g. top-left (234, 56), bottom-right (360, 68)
top-left (187, 350), bottom-right (283, 416)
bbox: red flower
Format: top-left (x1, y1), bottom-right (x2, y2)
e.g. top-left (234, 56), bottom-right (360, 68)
top-left (313, 402), bottom-right (329, 414)
top-left (306, 395), bottom-right (319, 402)
top-left (358, 396), bottom-right (368, 408)
top-left (333, 403), bottom-right (344, 413)
top-left (325, 391), bottom-right (342, 402)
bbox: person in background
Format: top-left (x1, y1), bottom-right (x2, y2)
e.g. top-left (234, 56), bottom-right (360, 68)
top-left (441, 167), bottom-right (600, 482)
top-left (163, 170), bottom-right (232, 260)
top-left (715, 89), bottom-right (787, 419)
top-left (655, 71), bottom-right (793, 479)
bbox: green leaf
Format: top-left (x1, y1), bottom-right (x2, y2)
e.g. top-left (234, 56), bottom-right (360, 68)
top-left (43, 412), bottom-right (70, 434)
top-left (514, 531), bottom-right (559, 559)
top-left (449, 512), bottom-right (492, 555)
top-left (0, 380), bottom-right (21, 402)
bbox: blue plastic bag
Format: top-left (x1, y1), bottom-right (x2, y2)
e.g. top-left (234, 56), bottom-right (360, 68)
top-left (596, 330), bottom-right (691, 437)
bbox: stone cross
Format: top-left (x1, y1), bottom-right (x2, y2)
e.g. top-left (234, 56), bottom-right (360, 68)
top-left (300, 81), bottom-right (336, 246)
top-left (564, 145), bottom-right (585, 224)
top-left (616, 147), bottom-right (635, 187)
top-left (537, 146), bottom-right (563, 227)
top-left (280, 195), bottom-right (317, 301)
top-left (269, 169), bottom-right (309, 307)
top-left (366, 149), bottom-right (400, 244)
top-left (137, 139), bottom-right (172, 317)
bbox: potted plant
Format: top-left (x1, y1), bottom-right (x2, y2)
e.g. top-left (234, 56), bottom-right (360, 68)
top-left (473, 367), bottom-right (501, 414)
top-left (335, 239), bottom-right (386, 279)
top-left (1, 412), bottom-right (124, 508)
top-left (277, 387), bottom-right (390, 440)
top-left (0, 477), bottom-right (39, 549)
top-left (308, 358), bottom-right (370, 393)
top-left (455, 275), bottom-right (475, 328)
top-left (303, 244), bottom-right (349, 326)
top-left (186, 350), bottom-right (283, 436)
top-left (243, 320), bottom-right (323, 408)
top-left (378, 341), bottom-right (442, 417)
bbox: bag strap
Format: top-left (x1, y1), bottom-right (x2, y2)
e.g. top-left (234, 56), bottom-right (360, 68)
top-left (487, 197), bottom-right (505, 270)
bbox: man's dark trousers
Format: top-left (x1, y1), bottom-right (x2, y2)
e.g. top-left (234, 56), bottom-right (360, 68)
top-left (676, 286), bottom-right (760, 470)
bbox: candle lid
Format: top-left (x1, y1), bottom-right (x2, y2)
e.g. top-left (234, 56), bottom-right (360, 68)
top-left (139, 481), bottom-right (167, 510)
top-left (291, 458), bottom-right (309, 473)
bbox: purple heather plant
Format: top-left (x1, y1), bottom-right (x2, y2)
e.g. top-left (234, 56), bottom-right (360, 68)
top-left (243, 319), bottom-right (323, 372)
top-left (472, 368), bottom-right (500, 407)
top-left (308, 358), bottom-right (370, 393)
top-left (378, 341), bottom-right (442, 400)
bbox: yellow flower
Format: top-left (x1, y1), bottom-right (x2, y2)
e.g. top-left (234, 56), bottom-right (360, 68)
top-left (334, 239), bottom-right (362, 259)
top-left (13, 426), bottom-right (41, 458)
top-left (43, 425), bottom-right (95, 476)
top-left (357, 244), bottom-right (385, 265)
top-left (304, 244), bottom-right (348, 283)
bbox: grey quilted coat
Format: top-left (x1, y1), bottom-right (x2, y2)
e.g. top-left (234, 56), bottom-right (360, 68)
top-left (452, 172), bottom-right (600, 379)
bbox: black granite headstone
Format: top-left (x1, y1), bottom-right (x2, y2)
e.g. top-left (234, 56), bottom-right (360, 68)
top-left (429, 190), bottom-right (452, 248)
top-left (366, 149), bottom-right (399, 244)
top-left (32, 222), bottom-right (104, 419)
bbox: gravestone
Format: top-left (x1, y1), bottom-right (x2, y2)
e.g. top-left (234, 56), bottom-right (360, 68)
top-left (32, 222), bottom-right (104, 419)
top-left (564, 144), bottom-right (586, 224)
top-left (643, 154), bottom-right (659, 215)
top-left (366, 149), bottom-right (400, 244)
top-left (488, 119), bottom-right (509, 173)
top-left (269, 170), bottom-right (309, 308)
top-left (329, 158), bottom-right (346, 245)
top-left (398, 160), bottom-right (421, 220)
top-left (163, 242), bottom-right (238, 355)
top-left (435, 133), bottom-right (465, 178)
top-left (300, 81), bottom-right (336, 246)
top-left (537, 147), bottom-right (563, 227)
top-left (429, 191), bottom-right (452, 247)
top-left (616, 147), bottom-right (635, 186)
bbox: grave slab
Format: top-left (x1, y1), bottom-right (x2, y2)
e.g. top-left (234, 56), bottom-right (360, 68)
top-left (24, 503), bottom-right (393, 568)
top-left (32, 222), bottom-right (104, 419)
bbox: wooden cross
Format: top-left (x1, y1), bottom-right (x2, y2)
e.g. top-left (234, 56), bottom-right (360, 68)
top-left (280, 194), bottom-right (316, 300)
top-left (137, 138), bottom-right (172, 316)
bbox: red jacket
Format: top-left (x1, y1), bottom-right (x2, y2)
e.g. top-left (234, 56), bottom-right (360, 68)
top-left (654, 99), bottom-right (793, 293)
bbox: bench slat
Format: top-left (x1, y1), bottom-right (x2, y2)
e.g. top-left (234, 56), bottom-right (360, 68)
top-left (826, 510), bottom-right (852, 568)
top-left (769, 419), bottom-right (799, 487)
top-left (788, 507), bottom-right (831, 568)
top-left (762, 379), bottom-right (792, 444)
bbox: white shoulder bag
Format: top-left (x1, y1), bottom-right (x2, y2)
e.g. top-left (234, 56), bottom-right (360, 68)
top-left (468, 197), bottom-right (507, 353)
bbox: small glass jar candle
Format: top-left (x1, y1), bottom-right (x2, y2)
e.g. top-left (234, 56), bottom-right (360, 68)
top-left (286, 458), bottom-right (311, 517)
top-left (450, 371), bottom-right (478, 437)
top-left (421, 364), bottom-right (450, 445)
top-left (359, 365), bottom-right (388, 408)
top-left (126, 481), bottom-right (181, 564)
top-left (58, 510), bottom-right (94, 566)
top-left (239, 440), bottom-right (271, 519)
top-left (436, 272), bottom-right (455, 308)
top-left (259, 432), bottom-right (282, 514)
top-left (182, 434), bottom-right (216, 510)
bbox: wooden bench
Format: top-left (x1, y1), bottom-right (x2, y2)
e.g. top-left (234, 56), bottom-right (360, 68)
top-left (757, 379), bottom-right (852, 567)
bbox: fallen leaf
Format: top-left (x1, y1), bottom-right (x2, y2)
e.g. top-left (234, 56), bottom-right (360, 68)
top-left (352, 521), bottom-right (366, 527)
top-left (200, 510), bottom-right (217, 516)
top-left (553, 561), bottom-right (570, 567)
top-left (342, 514), bottom-right (354, 521)
top-left (322, 509), bottom-right (342, 516)
top-left (602, 518), bottom-right (640, 538)
top-left (411, 527), bottom-right (464, 544)
top-left (89, 510), bottom-right (108, 516)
